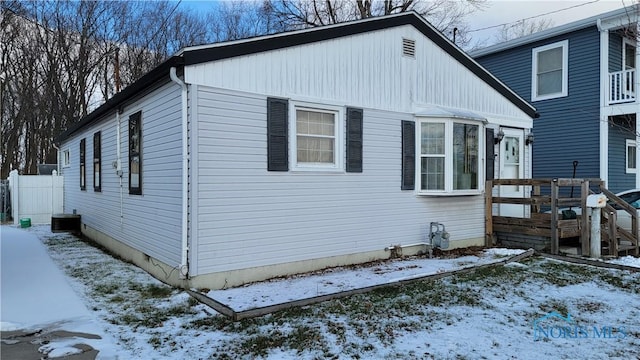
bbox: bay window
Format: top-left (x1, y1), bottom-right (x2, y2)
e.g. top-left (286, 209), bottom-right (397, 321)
top-left (417, 119), bottom-right (482, 194)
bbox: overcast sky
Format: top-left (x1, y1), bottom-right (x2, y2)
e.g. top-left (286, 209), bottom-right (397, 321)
top-left (468, 0), bottom-right (631, 45)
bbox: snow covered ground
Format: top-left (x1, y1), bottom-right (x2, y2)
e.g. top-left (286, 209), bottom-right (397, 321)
top-left (207, 248), bottom-right (531, 313)
top-left (1, 225), bottom-right (639, 359)
top-left (609, 255), bottom-right (640, 268)
top-left (0, 225), bottom-right (119, 359)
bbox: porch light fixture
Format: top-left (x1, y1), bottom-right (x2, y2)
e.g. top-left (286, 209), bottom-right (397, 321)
top-left (494, 129), bottom-right (505, 144)
top-left (526, 132), bottom-right (535, 146)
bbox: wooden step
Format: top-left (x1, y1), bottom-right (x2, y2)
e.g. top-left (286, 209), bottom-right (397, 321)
top-left (618, 244), bottom-right (638, 256)
top-left (603, 244), bottom-right (638, 255)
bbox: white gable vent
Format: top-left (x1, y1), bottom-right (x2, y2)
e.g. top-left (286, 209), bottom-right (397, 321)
top-left (402, 38), bottom-right (416, 58)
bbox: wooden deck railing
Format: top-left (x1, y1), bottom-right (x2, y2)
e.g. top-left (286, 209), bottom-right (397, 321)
top-left (486, 178), bottom-right (639, 257)
top-left (600, 187), bottom-right (639, 255)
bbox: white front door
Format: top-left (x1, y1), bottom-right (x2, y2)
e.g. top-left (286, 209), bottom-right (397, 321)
top-left (499, 128), bottom-right (525, 217)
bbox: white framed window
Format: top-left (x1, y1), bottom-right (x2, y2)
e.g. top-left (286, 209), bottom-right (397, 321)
top-left (79, 139), bottom-right (86, 190)
top-left (627, 139), bottom-right (637, 174)
top-left (129, 111), bottom-right (142, 195)
top-left (417, 118), bottom-right (483, 195)
top-left (62, 149), bottom-right (70, 167)
top-left (290, 102), bottom-right (344, 171)
top-left (531, 40), bottom-right (568, 101)
top-left (93, 131), bottom-right (101, 192)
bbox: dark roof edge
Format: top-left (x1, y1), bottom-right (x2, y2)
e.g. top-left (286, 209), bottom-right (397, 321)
top-left (183, 12), bottom-right (536, 119)
top-left (183, 13), bottom-right (417, 64)
top-left (56, 56), bottom-right (184, 143)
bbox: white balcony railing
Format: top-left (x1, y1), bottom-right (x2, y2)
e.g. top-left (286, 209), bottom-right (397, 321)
top-left (609, 68), bottom-right (636, 104)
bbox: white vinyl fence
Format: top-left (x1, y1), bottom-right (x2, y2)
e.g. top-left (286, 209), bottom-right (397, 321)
top-left (8, 169), bottom-right (64, 225)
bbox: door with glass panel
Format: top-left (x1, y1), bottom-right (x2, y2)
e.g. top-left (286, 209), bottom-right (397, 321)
top-left (499, 128), bottom-right (525, 217)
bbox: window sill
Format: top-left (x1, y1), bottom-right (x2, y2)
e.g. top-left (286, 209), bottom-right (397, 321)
top-left (416, 190), bottom-right (483, 196)
top-left (290, 164), bottom-right (344, 173)
top-left (289, 168), bottom-right (346, 174)
top-left (532, 92), bottom-right (567, 102)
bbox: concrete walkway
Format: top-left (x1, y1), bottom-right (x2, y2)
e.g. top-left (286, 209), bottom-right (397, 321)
top-left (0, 226), bottom-right (107, 359)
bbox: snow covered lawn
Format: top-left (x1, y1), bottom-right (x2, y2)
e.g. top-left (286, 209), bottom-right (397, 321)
top-left (205, 247), bottom-right (531, 314)
top-left (26, 226), bottom-right (640, 359)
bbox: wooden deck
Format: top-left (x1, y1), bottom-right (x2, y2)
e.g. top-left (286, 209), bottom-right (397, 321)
top-left (485, 178), bottom-right (639, 257)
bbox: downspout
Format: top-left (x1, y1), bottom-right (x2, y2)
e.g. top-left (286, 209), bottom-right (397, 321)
top-left (596, 18), bottom-right (609, 185)
top-left (115, 49), bottom-right (124, 225)
top-left (170, 66), bottom-right (189, 279)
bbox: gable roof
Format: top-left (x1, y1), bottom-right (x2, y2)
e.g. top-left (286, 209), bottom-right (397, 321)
top-left (57, 11), bottom-right (536, 143)
top-left (471, 5), bottom-right (638, 58)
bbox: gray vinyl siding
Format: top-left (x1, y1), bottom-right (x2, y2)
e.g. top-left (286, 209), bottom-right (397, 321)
top-left (476, 26), bottom-right (601, 180)
top-left (608, 121), bottom-right (636, 193)
top-left (61, 81), bottom-right (183, 267)
top-left (192, 85), bottom-right (486, 275)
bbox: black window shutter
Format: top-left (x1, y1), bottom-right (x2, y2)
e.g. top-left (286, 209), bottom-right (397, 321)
top-left (267, 97), bottom-right (288, 171)
top-left (486, 128), bottom-right (495, 181)
top-left (346, 107), bottom-right (363, 173)
top-left (401, 120), bottom-right (415, 190)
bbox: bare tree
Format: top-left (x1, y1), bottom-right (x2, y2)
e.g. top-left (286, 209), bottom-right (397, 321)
top-left (494, 18), bottom-right (554, 43)
top-left (0, 0), bottom-right (209, 177)
top-left (102, 1), bottom-right (210, 92)
top-left (207, 0), bottom-right (286, 42)
top-left (262, 0), bottom-right (487, 46)
top-left (1, 4), bottom-right (24, 177)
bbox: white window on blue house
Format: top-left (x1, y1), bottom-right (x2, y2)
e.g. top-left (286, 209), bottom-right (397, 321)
top-left (627, 139), bottom-right (637, 173)
top-left (290, 102), bottom-right (344, 171)
top-left (417, 118), bottom-right (482, 195)
top-left (532, 40), bottom-right (568, 101)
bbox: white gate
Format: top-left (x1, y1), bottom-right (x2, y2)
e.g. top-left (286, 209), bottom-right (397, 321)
top-left (8, 170), bottom-right (64, 225)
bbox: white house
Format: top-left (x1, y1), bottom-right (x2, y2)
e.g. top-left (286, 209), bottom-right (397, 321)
top-left (56, 12), bottom-right (537, 290)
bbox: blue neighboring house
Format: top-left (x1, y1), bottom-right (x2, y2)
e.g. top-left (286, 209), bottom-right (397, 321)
top-left (472, 6), bottom-right (639, 193)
